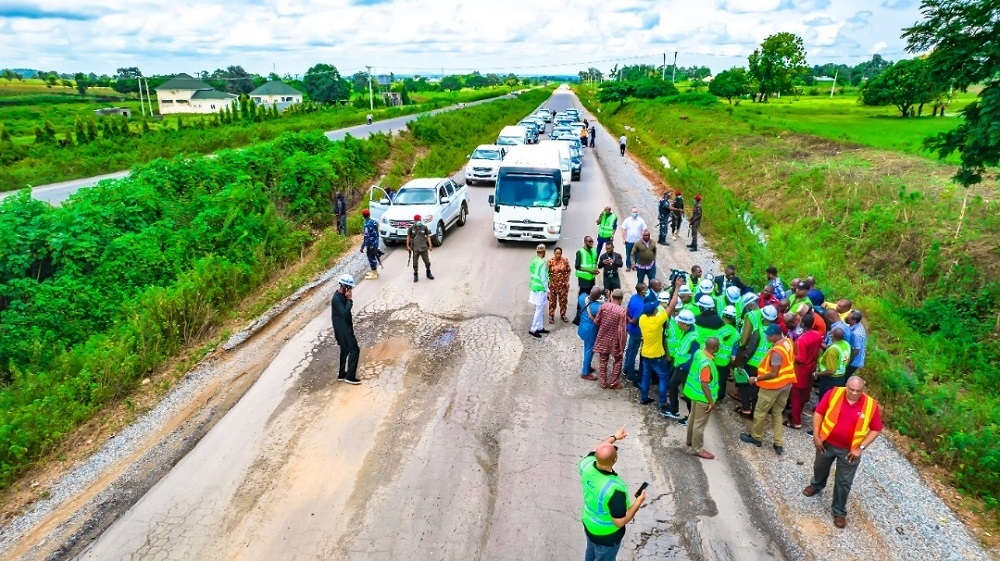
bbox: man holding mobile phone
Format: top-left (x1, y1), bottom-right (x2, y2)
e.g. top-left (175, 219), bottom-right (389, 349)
top-left (578, 425), bottom-right (647, 561)
top-left (331, 274), bottom-right (362, 385)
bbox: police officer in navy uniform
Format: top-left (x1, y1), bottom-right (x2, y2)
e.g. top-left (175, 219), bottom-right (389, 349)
top-left (407, 214), bottom-right (434, 283)
top-left (657, 192), bottom-right (671, 245)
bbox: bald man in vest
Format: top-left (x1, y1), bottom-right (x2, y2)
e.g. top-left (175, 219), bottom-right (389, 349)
top-left (578, 425), bottom-right (647, 560)
top-left (740, 323), bottom-right (795, 455)
top-left (803, 376), bottom-right (883, 529)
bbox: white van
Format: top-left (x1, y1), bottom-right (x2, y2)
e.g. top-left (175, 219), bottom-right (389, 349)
top-left (489, 144), bottom-right (567, 243)
top-left (538, 139), bottom-right (573, 189)
top-left (497, 125), bottom-right (528, 147)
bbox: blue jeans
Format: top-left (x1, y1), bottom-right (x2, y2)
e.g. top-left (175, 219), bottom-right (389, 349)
top-left (624, 241), bottom-right (635, 268)
top-left (635, 264), bottom-right (656, 285)
top-left (641, 355), bottom-right (669, 407)
top-left (579, 323), bottom-right (598, 375)
top-left (596, 236), bottom-right (612, 256)
top-left (624, 332), bottom-right (642, 379)
top-left (585, 535), bottom-right (622, 561)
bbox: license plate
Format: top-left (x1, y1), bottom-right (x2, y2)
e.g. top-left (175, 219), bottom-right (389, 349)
top-left (395, 228), bottom-right (407, 235)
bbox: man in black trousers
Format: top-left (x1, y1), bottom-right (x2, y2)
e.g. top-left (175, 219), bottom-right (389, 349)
top-left (331, 274), bottom-right (362, 385)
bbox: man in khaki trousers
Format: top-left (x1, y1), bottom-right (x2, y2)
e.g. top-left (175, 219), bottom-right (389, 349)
top-left (740, 324), bottom-right (796, 456)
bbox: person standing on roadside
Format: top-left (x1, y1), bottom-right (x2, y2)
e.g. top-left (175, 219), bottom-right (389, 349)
top-left (788, 313), bottom-right (822, 430)
top-left (333, 191), bottom-right (348, 235)
top-left (619, 134), bottom-right (627, 156)
top-left (638, 302), bottom-right (670, 407)
top-left (664, 309), bottom-right (699, 423)
top-left (578, 286), bottom-right (604, 381)
top-left (595, 206), bottom-right (618, 255)
top-left (629, 230), bottom-right (657, 285)
top-left (548, 247), bottom-right (572, 324)
top-left (685, 337), bottom-right (720, 460)
top-left (528, 244), bottom-right (550, 339)
top-left (803, 376), bottom-right (883, 530)
top-left (589, 124), bottom-right (596, 147)
top-left (657, 192), bottom-right (671, 245)
top-left (845, 310), bottom-right (867, 376)
top-left (594, 289), bottom-right (628, 388)
top-left (815, 327), bottom-right (851, 400)
top-left (360, 209), bottom-right (381, 280)
top-left (740, 324), bottom-right (796, 455)
top-left (407, 214), bottom-right (434, 283)
top-left (598, 242), bottom-right (624, 292)
top-left (619, 208), bottom-right (647, 270)
top-left (670, 191), bottom-right (684, 240)
top-left (331, 274), bottom-right (362, 385)
top-left (575, 236), bottom-right (599, 301)
top-left (623, 283), bottom-right (647, 385)
top-left (688, 195), bottom-right (703, 252)
top-left (578, 425), bottom-right (647, 561)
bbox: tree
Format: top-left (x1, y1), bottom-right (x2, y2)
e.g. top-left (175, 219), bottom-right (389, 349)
top-left (43, 73), bottom-right (57, 88)
top-left (113, 67), bottom-right (143, 94)
top-left (709, 68), bottom-right (751, 104)
top-left (75, 118), bottom-right (88, 144)
top-left (74, 72), bottom-right (90, 96)
top-left (86, 117), bottom-right (99, 141)
top-left (218, 65), bottom-right (255, 94)
top-left (633, 78), bottom-right (678, 99)
top-left (302, 63), bottom-right (351, 103)
top-left (349, 71), bottom-right (369, 93)
top-left (597, 81), bottom-right (636, 108)
top-left (439, 75), bottom-right (463, 91)
top-left (903, 0), bottom-right (1000, 186)
top-left (466, 72), bottom-right (488, 88)
top-left (748, 32), bottom-right (808, 102)
top-left (859, 58), bottom-right (945, 117)
top-left (1, 69), bottom-right (22, 82)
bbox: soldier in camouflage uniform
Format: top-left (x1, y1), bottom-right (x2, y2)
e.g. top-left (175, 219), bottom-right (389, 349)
top-left (407, 214), bottom-right (434, 283)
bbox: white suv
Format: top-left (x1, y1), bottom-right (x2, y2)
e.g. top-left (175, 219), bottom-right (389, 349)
top-left (369, 178), bottom-right (469, 247)
top-left (464, 144), bottom-right (506, 186)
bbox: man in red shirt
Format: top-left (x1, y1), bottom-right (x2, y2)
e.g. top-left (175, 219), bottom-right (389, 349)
top-left (787, 313), bottom-right (822, 429)
top-left (802, 376), bottom-right (883, 529)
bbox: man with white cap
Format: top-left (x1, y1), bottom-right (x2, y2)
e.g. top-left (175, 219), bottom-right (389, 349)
top-left (741, 322), bottom-right (796, 455)
top-left (733, 303), bottom-right (776, 417)
top-left (695, 278), bottom-right (715, 303)
top-left (715, 305), bottom-right (741, 403)
top-left (717, 286), bottom-right (743, 320)
top-left (528, 244), bottom-right (551, 338)
top-left (677, 284), bottom-right (698, 317)
top-left (331, 274), bottom-right (362, 385)
top-left (664, 308), bottom-right (699, 423)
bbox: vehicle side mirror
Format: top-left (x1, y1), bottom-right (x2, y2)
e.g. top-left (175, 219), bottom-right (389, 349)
top-left (379, 198), bottom-right (390, 205)
top-left (440, 196), bottom-right (451, 204)
top-left (488, 195), bottom-right (495, 205)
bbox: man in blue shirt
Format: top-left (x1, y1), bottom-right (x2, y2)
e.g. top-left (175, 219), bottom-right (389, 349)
top-left (623, 283), bottom-right (648, 385)
top-left (845, 310), bottom-right (867, 376)
top-left (765, 266), bottom-right (786, 300)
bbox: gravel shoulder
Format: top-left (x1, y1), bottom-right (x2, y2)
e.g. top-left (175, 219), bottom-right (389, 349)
top-left (580, 95), bottom-right (994, 561)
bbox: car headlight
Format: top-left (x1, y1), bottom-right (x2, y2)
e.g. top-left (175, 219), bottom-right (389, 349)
top-left (380, 217), bottom-right (388, 224)
top-left (422, 215), bottom-right (433, 224)
top-left (494, 222), bottom-right (508, 232)
top-left (547, 225), bottom-right (561, 234)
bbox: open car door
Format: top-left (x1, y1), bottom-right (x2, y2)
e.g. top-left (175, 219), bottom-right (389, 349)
top-left (368, 183), bottom-right (392, 223)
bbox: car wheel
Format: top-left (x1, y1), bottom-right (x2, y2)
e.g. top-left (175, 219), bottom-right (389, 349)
top-left (466, 179), bottom-right (475, 187)
top-left (457, 204), bottom-right (468, 227)
top-left (432, 222), bottom-right (445, 247)
top-left (384, 239), bottom-right (396, 247)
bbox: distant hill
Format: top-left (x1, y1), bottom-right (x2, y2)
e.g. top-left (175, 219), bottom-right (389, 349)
top-left (11, 69), bottom-right (40, 78)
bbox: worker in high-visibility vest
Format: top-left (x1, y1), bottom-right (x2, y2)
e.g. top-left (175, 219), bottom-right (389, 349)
top-left (578, 425), bottom-right (647, 557)
top-left (802, 376), bottom-right (883, 530)
top-left (740, 323), bottom-right (796, 455)
top-left (528, 244), bottom-right (550, 338)
top-left (683, 337), bottom-right (720, 460)
top-left (595, 206), bottom-right (618, 256)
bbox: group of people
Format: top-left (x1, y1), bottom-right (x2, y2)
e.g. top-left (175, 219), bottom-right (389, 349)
top-left (538, 201), bottom-right (883, 559)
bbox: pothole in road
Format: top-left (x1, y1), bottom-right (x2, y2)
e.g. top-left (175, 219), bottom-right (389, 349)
top-left (431, 326), bottom-right (457, 347)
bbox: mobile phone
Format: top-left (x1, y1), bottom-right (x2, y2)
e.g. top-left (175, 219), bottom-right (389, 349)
top-left (635, 482), bottom-right (648, 497)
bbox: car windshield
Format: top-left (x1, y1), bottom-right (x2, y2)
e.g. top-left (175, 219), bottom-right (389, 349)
top-left (472, 149), bottom-right (502, 160)
top-left (496, 174), bottom-right (561, 208)
top-left (497, 137), bottom-right (520, 146)
top-left (393, 188), bottom-right (437, 205)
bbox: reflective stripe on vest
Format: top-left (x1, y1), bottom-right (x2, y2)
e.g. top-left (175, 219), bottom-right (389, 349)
top-left (715, 323), bottom-right (739, 366)
top-left (665, 319), bottom-right (681, 357)
top-left (747, 323), bottom-right (771, 368)
top-left (818, 387), bottom-right (878, 449)
top-left (683, 349), bottom-right (719, 403)
top-left (671, 328), bottom-right (698, 364)
top-left (578, 456), bottom-right (631, 536)
top-left (529, 257), bottom-right (547, 292)
top-left (576, 247), bottom-right (597, 280)
top-left (597, 213), bottom-right (617, 239)
top-left (756, 337), bottom-right (796, 389)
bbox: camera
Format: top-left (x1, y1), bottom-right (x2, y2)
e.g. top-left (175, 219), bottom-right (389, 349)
top-left (668, 268), bottom-right (688, 286)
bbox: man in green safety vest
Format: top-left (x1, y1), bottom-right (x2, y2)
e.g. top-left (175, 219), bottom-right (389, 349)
top-left (684, 338), bottom-right (720, 459)
top-left (715, 306), bottom-right (741, 403)
top-left (733, 304), bottom-right (777, 416)
top-left (595, 206), bottom-right (618, 255)
top-left (578, 425), bottom-right (647, 560)
top-left (528, 244), bottom-right (550, 339)
top-left (575, 236), bottom-right (599, 301)
top-left (664, 309), bottom-right (698, 423)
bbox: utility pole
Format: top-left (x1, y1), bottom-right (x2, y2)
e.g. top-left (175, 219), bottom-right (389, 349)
top-left (662, 54), bottom-right (666, 81)
top-left (366, 65), bottom-right (374, 111)
top-left (144, 78), bottom-right (152, 115)
top-left (671, 52), bottom-right (678, 83)
top-left (138, 72), bottom-right (146, 117)
top-left (830, 69), bottom-right (838, 98)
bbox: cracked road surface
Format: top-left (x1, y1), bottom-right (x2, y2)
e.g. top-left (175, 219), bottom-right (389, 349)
top-left (71, 91), bottom-right (784, 560)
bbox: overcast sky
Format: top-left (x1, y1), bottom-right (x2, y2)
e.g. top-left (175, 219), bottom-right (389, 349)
top-left (1, 0), bottom-right (926, 77)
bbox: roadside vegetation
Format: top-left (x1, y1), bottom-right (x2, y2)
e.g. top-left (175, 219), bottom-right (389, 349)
top-left (0, 87), bottom-right (549, 494)
top-left (578, 84), bottom-right (1000, 514)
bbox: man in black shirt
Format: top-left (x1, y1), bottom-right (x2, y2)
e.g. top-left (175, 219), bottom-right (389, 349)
top-left (598, 242), bottom-right (624, 292)
top-left (714, 264), bottom-right (749, 296)
top-left (670, 191), bottom-right (684, 240)
top-left (331, 274), bottom-right (361, 385)
top-left (578, 425), bottom-right (646, 560)
top-left (657, 192), bottom-right (671, 245)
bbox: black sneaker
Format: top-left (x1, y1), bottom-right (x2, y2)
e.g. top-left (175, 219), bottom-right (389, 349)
top-left (341, 378), bottom-right (361, 385)
top-left (773, 445), bottom-right (784, 456)
top-left (640, 398), bottom-right (654, 405)
top-left (538, 329), bottom-right (551, 334)
top-left (529, 331), bottom-right (541, 338)
top-left (413, 274), bottom-right (418, 282)
top-left (739, 433), bottom-right (763, 447)
top-left (661, 410), bottom-right (682, 420)
top-left (678, 416), bottom-right (689, 426)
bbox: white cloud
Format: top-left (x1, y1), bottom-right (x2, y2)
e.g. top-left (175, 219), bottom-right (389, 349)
top-left (0, 0), bottom-right (922, 75)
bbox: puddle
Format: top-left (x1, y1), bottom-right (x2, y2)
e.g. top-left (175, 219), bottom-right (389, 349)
top-left (742, 211), bottom-right (768, 247)
top-left (366, 337), bottom-right (411, 362)
top-left (432, 327), bottom-right (457, 347)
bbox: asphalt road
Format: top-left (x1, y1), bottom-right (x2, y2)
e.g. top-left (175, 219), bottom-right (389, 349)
top-left (0, 95), bottom-right (507, 206)
top-left (18, 90), bottom-right (783, 561)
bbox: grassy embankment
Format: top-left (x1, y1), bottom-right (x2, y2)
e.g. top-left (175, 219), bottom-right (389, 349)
top-left (578, 86), bottom-right (1000, 515)
top-left (0, 85), bottom-right (513, 191)
top-left (0, 87), bottom-right (551, 500)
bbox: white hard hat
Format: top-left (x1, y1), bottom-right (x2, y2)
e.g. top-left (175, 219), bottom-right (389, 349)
top-left (658, 292), bottom-right (672, 303)
top-left (699, 279), bottom-right (714, 293)
top-left (762, 305), bottom-right (778, 321)
top-left (741, 292), bottom-right (757, 305)
top-left (722, 305), bottom-right (738, 318)
top-left (676, 310), bottom-right (696, 325)
top-left (726, 286), bottom-right (741, 303)
top-left (678, 285), bottom-right (693, 296)
top-left (338, 274), bottom-right (356, 287)
top-left (697, 295), bottom-right (715, 309)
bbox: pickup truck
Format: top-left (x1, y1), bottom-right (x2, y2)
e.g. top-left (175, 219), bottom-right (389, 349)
top-left (369, 177), bottom-right (469, 247)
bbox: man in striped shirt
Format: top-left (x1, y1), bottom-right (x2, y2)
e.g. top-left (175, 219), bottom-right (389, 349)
top-left (845, 310), bottom-right (867, 376)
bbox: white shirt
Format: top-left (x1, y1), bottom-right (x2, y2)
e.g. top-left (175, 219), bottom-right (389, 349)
top-left (620, 216), bottom-right (647, 243)
top-left (619, 135), bottom-right (627, 145)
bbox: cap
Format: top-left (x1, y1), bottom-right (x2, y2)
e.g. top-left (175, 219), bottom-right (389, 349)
top-left (809, 293), bottom-right (824, 306)
top-left (338, 274), bottom-right (356, 287)
top-left (678, 285), bottom-right (693, 296)
top-left (765, 324), bottom-right (783, 337)
top-left (658, 291), bottom-right (672, 303)
top-left (796, 281), bottom-right (809, 290)
top-left (643, 302), bottom-right (659, 315)
top-left (414, 214), bottom-right (422, 221)
top-left (694, 195), bottom-right (702, 201)
top-left (741, 292), bottom-right (757, 305)
top-left (762, 305), bottom-right (778, 321)
top-left (361, 209), bottom-right (370, 216)
top-left (726, 286), bottom-right (741, 303)
top-left (675, 190), bottom-right (682, 195)
top-left (676, 310), bottom-right (696, 325)
top-left (697, 295), bottom-right (715, 309)
top-left (698, 279), bottom-right (714, 293)
top-left (535, 244), bottom-right (546, 251)
top-left (722, 305), bottom-right (737, 318)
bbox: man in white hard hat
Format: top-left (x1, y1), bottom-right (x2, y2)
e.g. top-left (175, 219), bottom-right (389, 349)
top-left (695, 278), bottom-right (715, 302)
top-left (677, 285), bottom-right (698, 317)
top-left (663, 308), bottom-right (698, 423)
top-left (331, 274), bottom-right (361, 384)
